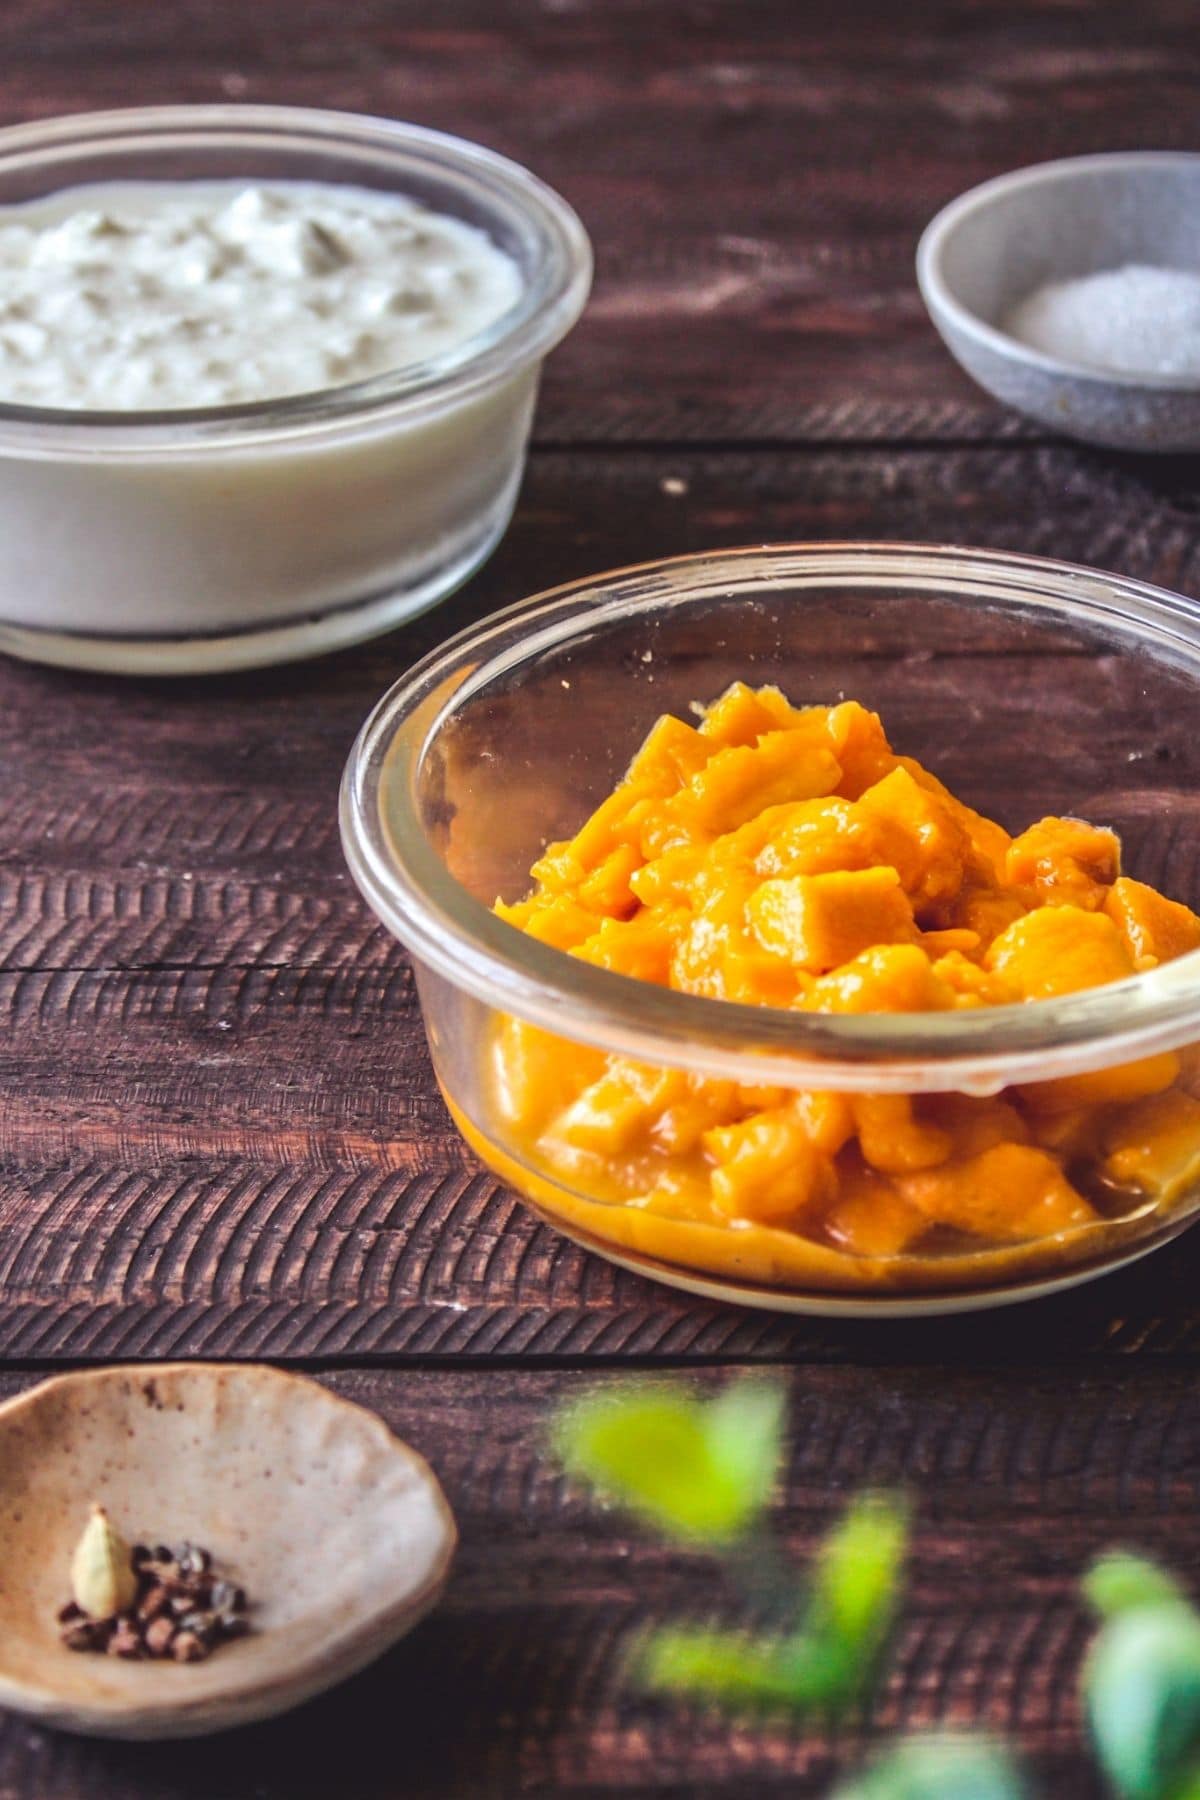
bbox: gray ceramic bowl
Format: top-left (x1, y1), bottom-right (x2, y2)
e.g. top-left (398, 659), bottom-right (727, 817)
top-left (917, 153), bottom-right (1200, 451)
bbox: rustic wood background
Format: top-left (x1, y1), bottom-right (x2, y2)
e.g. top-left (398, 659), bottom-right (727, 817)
top-left (1, 2), bottom-right (1199, 1794)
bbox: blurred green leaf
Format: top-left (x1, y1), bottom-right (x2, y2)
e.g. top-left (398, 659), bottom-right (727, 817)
top-left (1084, 1552), bottom-right (1189, 1621)
top-left (637, 1623), bottom-right (832, 1709)
top-left (1084, 1605), bottom-right (1200, 1799)
top-left (805, 1492), bottom-right (909, 1687)
top-left (554, 1382), bottom-right (906, 1722)
top-left (553, 1378), bottom-right (785, 1544)
top-left (703, 1379), bottom-right (788, 1526)
top-left (633, 1493), bottom-right (908, 1716)
top-left (831, 1736), bottom-right (1027, 1800)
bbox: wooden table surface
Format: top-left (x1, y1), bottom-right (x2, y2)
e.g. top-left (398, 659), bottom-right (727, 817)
top-left (2, 3), bottom-right (1200, 1794)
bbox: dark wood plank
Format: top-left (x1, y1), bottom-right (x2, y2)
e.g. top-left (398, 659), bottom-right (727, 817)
top-left (3, 957), bottom-right (1200, 1363)
top-left (2, 1358), bottom-right (1194, 1796)
top-left (0, 0), bottom-right (1197, 441)
top-left (3, 443), bottom-right (1200, 1360)
top-left (0, 6), bottom-right (1195, 1796)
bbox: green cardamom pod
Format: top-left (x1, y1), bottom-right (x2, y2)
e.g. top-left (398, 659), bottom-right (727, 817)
top-left (70, 1506), bottom-right (137, 1620)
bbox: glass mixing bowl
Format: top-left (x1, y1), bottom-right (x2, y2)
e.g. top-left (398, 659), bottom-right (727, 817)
top-left (341, 544), bottom-right (1200, 1315)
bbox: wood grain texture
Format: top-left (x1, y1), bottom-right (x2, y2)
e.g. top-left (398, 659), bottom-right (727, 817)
top-left (2, 1359), bottom-right (1197, 1796)
top-left (0, 5), bottom-right (1197, 1795)
top-left (0, 0), bottom-right (1197, 442)
top-left (0, 7), bottom-right (1199, 1794)
top-left (0, 447), bottom-right (1199, 1358)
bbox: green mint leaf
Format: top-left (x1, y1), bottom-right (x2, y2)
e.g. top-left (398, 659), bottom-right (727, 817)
top-left (1084, 1605), bottom-right (1200, 1799)
top-left (1084, 1552), bottom-right (1189, 1621)
top-left (805, 1492), bottom-right (910, 1686)
top-left (553, 1378), bottom-right (785, 1544)
top-left (831, 1736), bottom-right (1027, 1800)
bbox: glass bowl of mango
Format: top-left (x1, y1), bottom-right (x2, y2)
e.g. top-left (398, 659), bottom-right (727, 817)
top-left (341, 545), bottom-right (1200, 1315)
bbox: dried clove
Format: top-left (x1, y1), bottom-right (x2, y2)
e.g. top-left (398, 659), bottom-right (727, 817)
top-left (172, 1631), bottom-right (207, 1664)
top-left (143, 1616), bottom-right (177, 1658)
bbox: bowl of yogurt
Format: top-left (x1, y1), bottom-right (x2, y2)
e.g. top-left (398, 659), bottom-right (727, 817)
top-left (0, 106), bottom-right (591, 672)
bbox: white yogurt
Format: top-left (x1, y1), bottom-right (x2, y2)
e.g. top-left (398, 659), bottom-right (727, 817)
top-left (0, 180), bottom-right (524, 410)
top-left (0, 109), bottom-right (592, 674)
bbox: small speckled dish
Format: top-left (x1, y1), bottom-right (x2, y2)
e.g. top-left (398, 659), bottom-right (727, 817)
top-left (918, 152), bottom-right (1200, 451)
top-left (0, 1364), bottom-right (456, 1739)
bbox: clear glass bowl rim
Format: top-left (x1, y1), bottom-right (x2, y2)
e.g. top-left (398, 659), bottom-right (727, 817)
top-left (0, 104), bottom-right (593, 452)
top-left (340, 542), bottom-right (1200, 1094)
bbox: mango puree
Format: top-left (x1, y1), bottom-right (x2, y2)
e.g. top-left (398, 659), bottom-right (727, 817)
top-left (480, 685), bottom-right (1200, 1278)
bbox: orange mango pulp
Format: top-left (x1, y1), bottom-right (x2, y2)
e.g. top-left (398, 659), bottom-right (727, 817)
top-left (488, 685), bottom-right (1200, 1258)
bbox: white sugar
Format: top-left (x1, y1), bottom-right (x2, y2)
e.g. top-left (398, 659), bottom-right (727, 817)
top-left (1003, 264), bottom-right (1200, 379)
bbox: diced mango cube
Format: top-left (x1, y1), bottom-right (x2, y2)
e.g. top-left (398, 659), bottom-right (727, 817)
top-left (1104, 875), bottom-right (1200, 969)
top-left (496, 893), bottom-right (599, 952)
top-left (856, 765), bottom-right (971, 906)
top-left (923, 1093), bottom-right (1031, 1158)
top-left (571, 913), bottom-right (676, 984)
top-left (704, 1106), bottom-right (833, 1223)
top-left (1019, 1051), bottom-right (1180, 1114)
top-left (672, 731), bottom-right (843, 838)
top-left (629, 843), bottom-right (707, 906)
top-left (751, 797), bottom-right (882, 880)
top-left (669, 873), bottom-right (787, 999)
top-left (558, 1060), bottom-right (687, 1154)
top-left (624, 713), bottom-right (713, 791)
top-left (985, 907), bottom-right (1135, 999)
top-left (896, 1143), bottom-right (1096, 1241)
top-left (698, 681), bottom-right (809, 746)
top-left (747, 867), bottom-right (916, 972)
top-left (822, 1172), bottom-right (929, 1256)
top-left (931, 949), bottom-right (1018, 1008)
top-left (651, 1078), bottom-right (743, 1154)
top-left (824, 701), bottom-right (897, 797)
top-left (853, 1094), bottom-right (953, 1173)
top-left (719, 947), bottom-right (807, 1007)
top-left (1005, 816), bottom-right (1120, 910)
top-left (490, 1018), bottom-right (605, 1132)
top-left (792, 1090), bottom-right (856, 1156)
top-left (805, 944), bottom-right (956, 1014)
top-left (895, 756), bottom-right (1012, 880)
top-left (559, 784), bottom-right (647, 872)
top-left (577, 841), bottom-right (642, 917)
top-left (1102, 1088), bottom-right (1200, 1201)
top-left (527, 840), bottom-right (585, 895)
